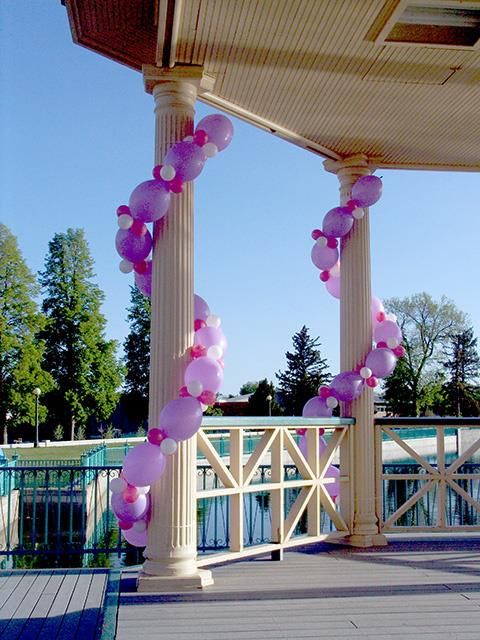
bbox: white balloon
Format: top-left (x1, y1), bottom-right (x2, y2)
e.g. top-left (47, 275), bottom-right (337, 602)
top-left (206, 314), bottom-right (221, 328)
top-left (387, 337), bottom-right (400, 349)
top-left (132, 520), bottom-right (147, 533)
top-left (183, 135), bottom-right (194, 143)
top-left (186, 380), bottom-right (203, 397)
top-left (160, 438), bottom-right (178, 456)
top-left (352, 208), bottom-right (365, 220)
top-left (203, 142), bottom-right (218, 158)
top-left (110, 477), bottom-right (127, 494)
top-left (118, 214), bottom-right (133, 230)
top-left (137, 485), bottom-right (150, 495)
top-left (316, 236), bottom-right (328, 248)
top-left (326, 396), bottom-right (338, 409)
top-left (160, 164), bottom-right (176, 181)
top-left (119, 259), bottom-right (133, 274)
top-left (330, 262), bottom-right (340, 278)
top-left (360, 367), bottom-right (372, 380)
top-left (201, 403), bottom-right (209, 412)
top-left (207, 345), bottom-right (223, 360)
top-left (387, 313), bottom-right (397, 323)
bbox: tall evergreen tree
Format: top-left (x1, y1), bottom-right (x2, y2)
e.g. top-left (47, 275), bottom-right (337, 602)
top-left (0, 224), bottom-right (53, 443)
top-left (247, 379), bottom-right (282, 416)
top-left (276, 326), bottom-right (330, 415)
top-left (441, 328), bottom-right (480, 416)
top-left (122, 286), bottom-right (151, 429)
top-left (39, 229), bottom-right (123, 439)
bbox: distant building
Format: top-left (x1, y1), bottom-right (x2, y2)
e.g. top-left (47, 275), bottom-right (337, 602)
top-left (215, 394), bottom-right (252, 416)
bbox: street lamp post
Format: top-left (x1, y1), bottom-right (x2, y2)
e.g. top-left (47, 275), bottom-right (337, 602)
top-left (266, 394), bottom-right (272, 417)
top-left (33, 388), bottom-right (41, 447)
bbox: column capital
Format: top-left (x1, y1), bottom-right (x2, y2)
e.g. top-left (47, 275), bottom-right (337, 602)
top-left (324, 155), bottom-right (376, 202)
top-left (143, 64), bottom-right (215, 95)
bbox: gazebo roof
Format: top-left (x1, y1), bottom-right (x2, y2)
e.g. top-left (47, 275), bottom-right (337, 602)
top-left (65, 0), bottom-right (480, 171)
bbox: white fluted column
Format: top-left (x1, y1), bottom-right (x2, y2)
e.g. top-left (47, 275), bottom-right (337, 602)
top-left (137, 70), bottom-right (213, 591)
top-left (324, 154), bottom-right (387, 547)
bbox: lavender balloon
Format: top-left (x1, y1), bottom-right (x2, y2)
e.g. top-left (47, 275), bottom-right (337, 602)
top-left (196, 114), bottom-right (234, 152)
top-left (123, 527), bottom-right (147, 547)
top-left (326, 275), bottom-right (340, 299)
top-left (311, 244), bottom-right (339, 271)
top-left (115, 227), bottom-right (152, 263)
top-left (365, 348), bottom-right (397, 379)
top-left (371, 296), bottom-right (385, 324)
top-left (184, 356), bottom-right (223, 393)
top-left (164, 141), bottom-right (206, 182)
top-left (302, 396), bottom-right (332, 418)
top-left (129, 179), bottom-right (171, 223)
top-left (111, 492), bottom-right (149, 523)
top-left (194, 326), bottom-right (228, 353)
top-left (351, 175), bottom-right (383, 207)
top-left (374, 320), bottom-right (402, 345)
top-left (194, 294), bottom-right (210, 321)
top-left (122, 442), bottom-right (166, 487)
top-left (330, 371), bottom-right (364, 402)
top-left (135, 260), bottom-right (152, 297)
top-left (160, 397), bottom-right (203, 442)
top-left (322, 207), bottom-right (354, 238)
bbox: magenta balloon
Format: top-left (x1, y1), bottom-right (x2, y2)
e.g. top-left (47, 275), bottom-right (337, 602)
top-left (184, 356), bottom-right (223, 393)
top-left (351, 175), bottom-right (383, 207)
top-left (322, 207), bottom-right (354, 238)
top-left (302, 396), bottom-right (332, 418)
top-left (160, 397), bottom-right (203, 442)
top-left (374, 320), bottom-right (402, 344)
top-left (311, 244), bottom-right (339, 271)
top-left (194, 326), bottom-right (228, 353)
top-left (115, 228), bottom-right (152, 263)
top-left (164, 141), bottom-right (206, 182)
top-left (325, 275), bottom-right (340, 299)
top-left (194, 294), bottom-right (210, 321)
top-left (122, 442), bottom-right (166, 487)
top-left (123, 527), bottom-right (147, 547)
top-left (111, 492), bottom-right (149, 523)
top-left (134, 261), bottom-right (152, 297)
top-left (365, 348), bottom-right (397, 378)
top-left (196, 114), bottom-right (234, 151)
top-left (330, 371), bottom-right (364, 402)
top-left (129, 179), bottom-right (171, 223)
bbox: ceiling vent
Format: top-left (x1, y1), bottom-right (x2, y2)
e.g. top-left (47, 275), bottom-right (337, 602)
top-left (375, 1), bottom-right (480, 49)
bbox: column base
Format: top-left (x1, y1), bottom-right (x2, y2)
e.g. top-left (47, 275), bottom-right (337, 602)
top-left (136, 568), bottom-right (214, 592)
top-left (337, 533), bottom-right (388, 548)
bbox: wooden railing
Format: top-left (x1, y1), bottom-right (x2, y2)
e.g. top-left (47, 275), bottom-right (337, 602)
top-left (195, 417), bottom-right (354, 565)
top-left (375, 417), bottom-right (480, 533)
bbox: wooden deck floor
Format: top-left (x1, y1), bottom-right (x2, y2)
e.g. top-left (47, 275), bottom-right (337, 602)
top-left (117, 538), bottom-right (480, 640)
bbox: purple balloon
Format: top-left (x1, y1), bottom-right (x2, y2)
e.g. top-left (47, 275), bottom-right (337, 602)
top-left (111, 492), bottom-right (149, 523)
top-left (123, 527), bottom-right (147, 547)
top-left (184, 356), bottom-right (223, 393)
top-left (322, 207), bottom-right (354, 238)
top-left (122, 442), bottom-right (166, 487)
top-left (164, 141), bottom-right (206, 182)
top-left (196, 114), bottom-right (234, 152)
top-left (351, 175), bottom-right (383, 207)
top-left (115, 227), bottom-right (152, 263)
top-left (325, 275), bottom-right (340, 299)
top-left (302, 396), bottom-right (332, 418)
top-left (374, 320), bottom-right (402, 345)
top-left (160, 397), bottom-right (203, 442)
top-left (330, 371), bottom-right (364, 402)
top-left (311, 244), bottom-right (339, 271)
top-left (194, 326), bottom-right (227, 353)
top-left (129, 179), bottom-right (171, 223)
top-left (134, 260), bottom-right (152, 297)
top-left (365, 348), bottom-right (397, 379)
top-left (194, 294), bottom-right (210, 322)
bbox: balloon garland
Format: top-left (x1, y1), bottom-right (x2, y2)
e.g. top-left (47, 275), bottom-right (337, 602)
top-left (110, 114), bottom-right (234, 546)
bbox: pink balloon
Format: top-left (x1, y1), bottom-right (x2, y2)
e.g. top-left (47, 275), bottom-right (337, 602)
top-left (302, 396), bottom-right (332, 418)
top-left (115, 227), bottom-right (152, 263)
top-left (351, 175), bottom-right (383, 207)
top-left (196, 114), bottom-right (234, 152)
top-left (194, 326), bottom-right (227, 353)
top-left (322, 207), bottom-right (354, 238)
top-left (371, 296), bottom-right (385, 326)
top-left (194, 294), bottom-right (210, 321)
top-left (374, 320), bottom-right (402, 344)
top-left (134, 260), bottom-right (152, 297)
top-left (123, 527), bottom-right (147, 547)
top-left (365, 348), bottom-right (397, 379)
top-left (330, 371), bottom-right (364, 402)
top-left (184, 356), bottom-right (223, 393)
top-left (311, 244), bottom-right (339, 271)
top-left (111, 492), bottom-right (149, 523)
top-left (159, 397), bottom-right (203, 441)
top-left (129, 179), bottom-right (171, 223)
top-left (122, 442), bottom-right (166, 487)
top-left (164, 141), bottom-right (206, 182)
top-left (325, 275), bottom-right (340, 299)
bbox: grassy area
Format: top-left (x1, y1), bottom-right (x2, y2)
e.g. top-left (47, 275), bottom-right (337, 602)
top-left (3, 444), bottom-right (97, 462)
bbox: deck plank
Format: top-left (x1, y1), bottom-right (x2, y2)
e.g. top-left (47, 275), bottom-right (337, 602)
top-left (18, 573), bottom-right (68, 640)
top-left (35, 571), bottom-right (80, 640)
top-left (55, 571), bottom-right (93, 640)
top-left (75, 571), bottom-right (108, 640)
top-left (0, 572), bottom-right (52, 640)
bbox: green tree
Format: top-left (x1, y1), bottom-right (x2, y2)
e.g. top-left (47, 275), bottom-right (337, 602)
top-left (0, 224), bottom-right (53, 443)
top-left (441, 328), bottom-right (480, 416)
top-left (39, 229), bottom-right (123, 440)
top-left (247, 379), bottom-right (282, 416)
top-left (239, 381), bottom-right (258, 395)
top-left (122, 286), bottom-right (151, 429)
top-left (276, 326), bottom-right (330, 415)
top-left (385, 293), bottom-right (466, 415)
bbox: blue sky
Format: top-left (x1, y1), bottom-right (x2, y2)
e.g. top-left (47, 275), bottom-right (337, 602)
top-left (2, 1), bottom-right (479, 396)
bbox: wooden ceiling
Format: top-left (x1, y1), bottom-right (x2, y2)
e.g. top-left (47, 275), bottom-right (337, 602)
top-left (65, 0), bottom-right (480, 171)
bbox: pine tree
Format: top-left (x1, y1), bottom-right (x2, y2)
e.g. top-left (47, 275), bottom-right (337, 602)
top-left (247, 379), bottom-right (282, 416)
top-left (39, 229), bottom-right (123, 439)
top-left (122, 285), bottom-right (151, 429)
top-left (276, 326), bottom-right (330, 415)
top-left (441, 328), bottom-right (480, 416)
top-left (0, 224), bottom-right (53, 443)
